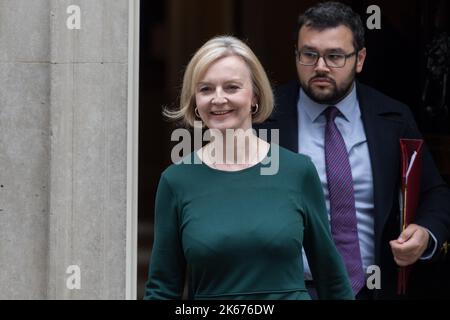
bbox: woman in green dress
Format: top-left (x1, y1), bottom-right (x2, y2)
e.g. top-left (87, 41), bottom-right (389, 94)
top-left (144, 35), bottom-right (354, 300)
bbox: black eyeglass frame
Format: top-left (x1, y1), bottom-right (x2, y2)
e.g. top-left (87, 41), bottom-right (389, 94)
top-left (295, 49), bottom-right (358, 68)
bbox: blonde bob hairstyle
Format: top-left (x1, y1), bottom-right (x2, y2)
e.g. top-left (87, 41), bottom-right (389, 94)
top-left (164, 35), bottom-right (274, 128)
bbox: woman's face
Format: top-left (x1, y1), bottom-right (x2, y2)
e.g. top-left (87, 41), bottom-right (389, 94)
top-left (195, 55), bottom-right (256, 132)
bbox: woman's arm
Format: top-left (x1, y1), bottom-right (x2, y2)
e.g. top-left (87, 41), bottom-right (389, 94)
top-left (301, 159), bottom-right (354, 300)
top-left (143, 174), bottom-right (186, 300)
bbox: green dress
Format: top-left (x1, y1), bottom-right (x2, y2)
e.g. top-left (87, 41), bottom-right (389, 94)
top-left (144, 145), bottom-right (354, 300)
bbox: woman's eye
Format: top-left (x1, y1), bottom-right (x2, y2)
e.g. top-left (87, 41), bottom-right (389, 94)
top-left (199, 87), bottom-right (211, 92)
top-left (226, 85), bottom-right (239, 91)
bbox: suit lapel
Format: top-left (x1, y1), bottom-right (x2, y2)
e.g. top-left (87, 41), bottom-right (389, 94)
top-left (357, 84), bottom-right (405, 264)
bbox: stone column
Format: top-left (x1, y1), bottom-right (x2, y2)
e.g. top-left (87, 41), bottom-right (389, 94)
top-left (0, 0), bottom-right (52, 300)
top-left (48, 0), bottom-right (130, 299)
top-left (0, 0), bottom-right (136, 299)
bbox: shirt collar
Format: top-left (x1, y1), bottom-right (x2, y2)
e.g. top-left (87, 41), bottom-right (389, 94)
top-left (299, 82), bottom-right (360, 123)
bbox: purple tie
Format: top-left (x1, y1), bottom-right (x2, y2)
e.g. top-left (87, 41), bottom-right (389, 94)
top-left (324, 106), bottom-right (365, 295)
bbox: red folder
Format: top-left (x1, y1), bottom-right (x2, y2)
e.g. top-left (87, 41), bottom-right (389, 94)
top-left (397, 139), bottom-right (424, 294)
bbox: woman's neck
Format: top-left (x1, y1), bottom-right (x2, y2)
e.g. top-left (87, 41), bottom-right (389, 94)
top-left (202, 129), bottom-right (267, 170)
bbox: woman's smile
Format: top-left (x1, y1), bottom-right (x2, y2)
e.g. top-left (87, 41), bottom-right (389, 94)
top-left (210, 109), bottom-right (234, 116)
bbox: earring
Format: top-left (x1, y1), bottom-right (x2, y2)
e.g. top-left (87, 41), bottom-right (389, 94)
top-left (195, 107), bottom-right (201, 118)
top-left (251, 104), bottom-right (259, 115)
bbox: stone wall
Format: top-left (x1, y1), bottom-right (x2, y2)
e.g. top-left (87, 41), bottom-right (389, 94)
top-left (0, 0), bottom-right (134, 299)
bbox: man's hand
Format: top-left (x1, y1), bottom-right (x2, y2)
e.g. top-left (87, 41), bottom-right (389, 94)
top-left (389, 224), bottom-right (430, 266)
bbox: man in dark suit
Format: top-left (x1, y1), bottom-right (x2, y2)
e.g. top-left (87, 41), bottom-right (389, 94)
top-left (257, 1), bottom-right (450, 299)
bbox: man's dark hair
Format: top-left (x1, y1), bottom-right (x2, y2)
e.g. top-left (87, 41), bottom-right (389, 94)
top-left (296, 1), bottom-right (365, 51)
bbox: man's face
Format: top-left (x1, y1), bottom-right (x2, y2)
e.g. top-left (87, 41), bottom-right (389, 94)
top-left (296, 25), bottom-right (366, 105)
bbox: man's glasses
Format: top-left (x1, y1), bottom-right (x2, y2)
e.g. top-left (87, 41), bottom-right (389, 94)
top-left (296, 50), bottom-right (357, 68)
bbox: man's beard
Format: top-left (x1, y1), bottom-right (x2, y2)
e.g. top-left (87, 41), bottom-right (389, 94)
top-left (300, 68), bottom-right (356, 105)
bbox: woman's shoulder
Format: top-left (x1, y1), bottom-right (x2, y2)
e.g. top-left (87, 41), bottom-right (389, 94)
top-left (276, 145), bottom-right (314, 167)
top-left (266, 144), bottom-right (317, 181)
top-left (160, 152), bottom-right (202, 182)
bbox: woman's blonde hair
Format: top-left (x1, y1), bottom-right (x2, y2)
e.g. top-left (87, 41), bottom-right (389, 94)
top-left (164, 35), bottom-right (274, 127)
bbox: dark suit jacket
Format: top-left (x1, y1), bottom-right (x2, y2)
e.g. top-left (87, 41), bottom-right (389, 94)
top-left (256, 80), bottom-right (450, 299)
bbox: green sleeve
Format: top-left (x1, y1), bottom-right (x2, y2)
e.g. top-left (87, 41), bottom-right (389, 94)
top-left (301, 160), bottom-right (354, 300)
top-left (143, 174), bottom-right (186, 299)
